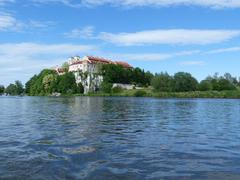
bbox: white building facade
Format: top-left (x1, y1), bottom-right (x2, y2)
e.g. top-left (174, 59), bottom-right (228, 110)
top-left (67, 56), bottom-right (132, 94)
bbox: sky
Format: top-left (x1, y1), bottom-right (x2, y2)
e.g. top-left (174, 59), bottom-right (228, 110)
top-left (1, 0), bottom-right (240, 86)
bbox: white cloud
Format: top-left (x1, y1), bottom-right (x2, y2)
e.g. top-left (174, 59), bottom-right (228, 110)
top-left (180, 60), bottom-right (205, 66)
top-left (206, 46), bottom-right (240, 54)
top-left (0, 13), bottom-right (55, 32)
top-left (64, 26), bottom-right (95, 39)
top-left (0, 42), bottom-right (96, 85)
top-left (32, 0), bottom-right (240, 8)
top-left (91, 0), bottom-right (240, 9)
top-left (0, 13), bottom-right (23, 31)
top-left (0, 0), bottom-right (14, 6)
top-left (103, 50), bottom-right (199, 61)
top-left (28, 20), bottom-right (56, 28)
top-left (99, 29), bottom-right (240, 46)
top-left (31, 0), bottom-right (82, 7)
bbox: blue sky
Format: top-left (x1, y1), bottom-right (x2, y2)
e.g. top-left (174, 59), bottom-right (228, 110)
top-left (1, 0), bottom-right (240, 86)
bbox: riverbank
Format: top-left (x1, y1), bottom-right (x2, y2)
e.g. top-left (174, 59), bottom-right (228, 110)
top-left (8, 89), bottom-right (240, 99)
top-left (87, 89), bottom-right (240, 99)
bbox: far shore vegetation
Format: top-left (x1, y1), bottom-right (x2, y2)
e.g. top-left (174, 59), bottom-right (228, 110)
top-left (1, 64), bottom-right (240, 99)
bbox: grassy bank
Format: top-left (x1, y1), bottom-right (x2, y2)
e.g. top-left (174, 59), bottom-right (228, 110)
top-left (87, 88), bottom-right (240, 99)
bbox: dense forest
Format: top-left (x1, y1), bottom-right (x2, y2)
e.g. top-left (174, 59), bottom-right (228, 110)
top-left (25, 69), bottom-right (84, 96)
top-left (1, 63), bottom-right (240, 96)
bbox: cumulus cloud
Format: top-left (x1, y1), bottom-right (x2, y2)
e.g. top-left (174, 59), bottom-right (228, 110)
top-left (99, 29), bottom-right (240, 46)
top-left (0, 42), bottom-right (96, 85)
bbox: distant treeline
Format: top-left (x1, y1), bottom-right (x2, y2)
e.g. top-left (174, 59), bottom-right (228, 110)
top-left (1, 64), bottom-right (240, 96)
top-left (0, 81), bottom-right (24, 96)
top-left (151, 72), bottom-right (239, 92)
top-left (100, 65), bottom-right (239, 93)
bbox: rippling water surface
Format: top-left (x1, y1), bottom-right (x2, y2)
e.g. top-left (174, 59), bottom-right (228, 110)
top-left (0, 96), bottom-right (240, 179)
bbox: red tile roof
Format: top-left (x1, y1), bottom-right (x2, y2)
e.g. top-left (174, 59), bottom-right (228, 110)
top-left (115, 61), bottom-right (133, 68)
top-left (56, 68), bottom-right (65, 73)
top-left (87, 56), bottom-right (112, 64)
top-left (69, 56), bottom-right (132, 68)
top-left (69, 61), bottom-right (83, 66)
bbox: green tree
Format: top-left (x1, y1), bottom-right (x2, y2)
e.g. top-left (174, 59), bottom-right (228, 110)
top-left (5, 81), bottom-right (24, 95)
top-left (56, 72), bottom-right (77, 94)
top-left (144, 71), bottom-right (154, 87)
top-left (42, 74), bottom-right (57, 93)
top-left (173, 72), bottom-right (198, 92)
top-left (198, 80), bottom-right (212, 91)
top-left (101, 64), bottom-right (152, 87)
top-left (151, 72), bottom-right (174, 92)
top-left (0, 85), bottom-right (5, 95)
top-left (15, 80), bottom-right (24, 95)
top-left (25, 69), bottom-right (57, 95)
top-left (102, 64), bottom-right (128, 84)
top-left (218, 78), bottom-right (236, 91)
top-left (77, 82), bottom-right (84, 94)
top-left (25, 75), bottom-right (38, 94)
top-left (5, 83), bottom-right (17, 95)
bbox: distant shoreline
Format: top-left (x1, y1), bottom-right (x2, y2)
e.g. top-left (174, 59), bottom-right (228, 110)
top-left (4, 89), bottom-right (239, 99)
top-left (87, 89), bottom-right (240, 99)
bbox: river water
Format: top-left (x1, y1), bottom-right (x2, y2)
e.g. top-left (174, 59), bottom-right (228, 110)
top-left (0, 96), bottom-right (240, 179)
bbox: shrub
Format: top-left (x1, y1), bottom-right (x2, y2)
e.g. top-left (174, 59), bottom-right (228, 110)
top-left (134, 90), bottom-right (147, 97)
top-left (77, 83), bottom-right (84, 94)
top-left (101, 82), bottom-right (112, 93)
top-left (112, 86), bottom-right (123, 93)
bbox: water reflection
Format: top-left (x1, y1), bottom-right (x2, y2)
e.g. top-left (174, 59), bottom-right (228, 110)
top-left (0, 96), bottom-right (240, 179)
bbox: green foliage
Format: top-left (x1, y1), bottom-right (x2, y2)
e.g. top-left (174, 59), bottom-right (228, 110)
top-left (173, 72), bottom-right (199, 92)
top-left (25, 69), bottom-right (78, 96)
top-left (15, 80), bottom-right (24, 95)
top-left (56, 72), bottom-right (77, 94)
top-left (0, 85), bottom-right (5, 95)
top-left (198, 80), bottom-right (212, 91)
top-left (204, 73), bottom-right (237, 91)
top-left (112, 86), bottom-right (123, 93)
top-left (100, 82), bottom-right (112, 93)
top-left (25, 75), bottom-right (38, 94)
top-left (101, 64), bottom-right (130, 84)
top-left (217, 78), bottom-right (236, 91)
top-left (144, 71), bottom-right (154, 87)
top-left (151, 72), bottom-right (174, 92)
top-left (134, 90), bottom-right (147, 97)
top-left (25, 69), bottom-right (57, 95)
top-left (151, 72), bottom-right (199, 92)
top-left (77, 83), bottom-right (84, 94)
top-left (61, 62), bottom-right (69, 72)
top-left (101, 64), bottom-right (153, 87)
top-left (5, 84), bottom-right (17, 95)
top-left (5, 81), bottom-right (24, 96)
top-left (42, 74), bottom-right (56, 93)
